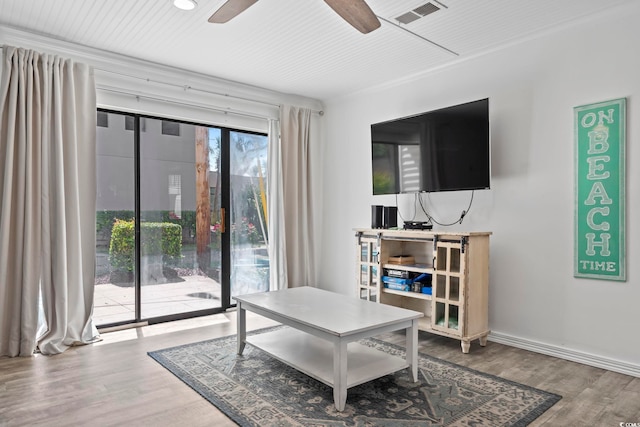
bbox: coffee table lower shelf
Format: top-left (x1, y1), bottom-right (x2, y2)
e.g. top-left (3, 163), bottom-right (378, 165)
top-left (247, 327), bottom-right (410, 390)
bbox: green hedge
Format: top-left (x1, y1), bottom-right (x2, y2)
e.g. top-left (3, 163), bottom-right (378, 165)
top-left (109, 219), bottom-right (182, 272)
top-left (97, 210), bottom-right (195, 235)
top-left (97, 210), bottom-right (135, 233)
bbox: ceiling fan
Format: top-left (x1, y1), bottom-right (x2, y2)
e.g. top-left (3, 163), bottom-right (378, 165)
top-left (208, 0), bottom-right (381, 34)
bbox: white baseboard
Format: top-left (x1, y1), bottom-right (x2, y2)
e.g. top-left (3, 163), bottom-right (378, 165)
top-left (488, 331), bottom-right (640, 378)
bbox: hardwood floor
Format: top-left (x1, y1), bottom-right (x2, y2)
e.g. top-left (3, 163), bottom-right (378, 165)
top-left (1, 311), bottom-right (638, 426)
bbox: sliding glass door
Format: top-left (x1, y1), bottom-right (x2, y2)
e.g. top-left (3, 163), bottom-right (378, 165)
top-left (95, 111), bottom-right (136, 325)
top-left (229, 130), bottom-right (269, 298)
top-left (138, 118), bottom-right (223, 319)
top-left (93, 111), bottom-right (269, 327)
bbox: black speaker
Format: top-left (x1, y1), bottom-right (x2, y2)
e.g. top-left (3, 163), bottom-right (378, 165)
top-left (371, 205), bottom-right (383, 228)
top-left (383, 206), bottom-right (398, 229)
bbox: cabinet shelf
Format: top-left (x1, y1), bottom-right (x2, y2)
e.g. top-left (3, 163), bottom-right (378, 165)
top-left (382, 263), bottom-right (433, 274)
top-left (382, 288), bottom-right (432, 301)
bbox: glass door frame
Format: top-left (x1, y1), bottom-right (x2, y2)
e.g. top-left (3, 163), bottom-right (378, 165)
top-left (96, 109), bottom-right (267, 328)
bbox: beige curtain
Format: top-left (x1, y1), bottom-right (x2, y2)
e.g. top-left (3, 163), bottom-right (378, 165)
top-left (0, 46), bottom-right (99, 356)
top-left (267, 118), bottom-right (288, 290)
top-left (279, 105), bottom-right (315, 288)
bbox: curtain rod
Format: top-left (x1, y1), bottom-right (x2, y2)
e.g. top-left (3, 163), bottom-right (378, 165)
top-left (1, 45), bottom-right (324, 115)
top-left (95, 68), bottom-right (282, 109)
top-left (96, 69), bottom-right (323, 116)
top-left (97, 86), bottom-right (274, 122)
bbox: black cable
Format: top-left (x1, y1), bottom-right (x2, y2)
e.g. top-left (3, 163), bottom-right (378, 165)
top-left (419, 190), bottom-right (475, 226)
top-left (395, 193), bottom-right (417, 222)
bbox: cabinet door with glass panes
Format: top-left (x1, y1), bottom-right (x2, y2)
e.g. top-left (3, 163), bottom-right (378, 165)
top-left (431, 236), bottom-right (490, 354)
top-left (432, 241), bottom-right (465, 338)
top-left (356, 235), bottom-right (379, 302)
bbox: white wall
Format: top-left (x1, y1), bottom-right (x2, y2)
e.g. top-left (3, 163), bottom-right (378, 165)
top-left (318, 2), bottom-right (640, 374)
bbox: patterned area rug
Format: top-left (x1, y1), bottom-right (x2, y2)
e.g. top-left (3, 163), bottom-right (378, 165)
top-left (148, 327), bottom-right (561, 426)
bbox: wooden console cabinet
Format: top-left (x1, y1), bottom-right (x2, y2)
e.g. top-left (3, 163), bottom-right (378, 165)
top-left (354, 229), bottom-right (491, 353)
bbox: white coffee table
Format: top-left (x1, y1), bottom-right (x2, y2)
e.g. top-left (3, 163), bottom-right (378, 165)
top-left (234, 286), bottom-right (423, 411)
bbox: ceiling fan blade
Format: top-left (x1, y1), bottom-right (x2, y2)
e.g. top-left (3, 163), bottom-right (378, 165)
top-left (324, 0), bottom-right (381, 34)
top-left (208, 0), bottom-right (258, 24)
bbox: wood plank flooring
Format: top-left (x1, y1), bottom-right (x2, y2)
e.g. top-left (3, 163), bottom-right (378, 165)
top-left (1, 310), bottom-right (638, 426)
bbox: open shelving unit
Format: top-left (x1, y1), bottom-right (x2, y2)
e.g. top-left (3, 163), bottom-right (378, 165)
top-left (354, 228), bottom-right (491, 353)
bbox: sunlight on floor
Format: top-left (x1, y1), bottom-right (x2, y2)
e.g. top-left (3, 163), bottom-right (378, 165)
top-left (94, 313), bottom-right (232, 346)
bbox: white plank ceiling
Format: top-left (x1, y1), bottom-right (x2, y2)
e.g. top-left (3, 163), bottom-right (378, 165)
top-left (0, 0), bottom-right (635, 101)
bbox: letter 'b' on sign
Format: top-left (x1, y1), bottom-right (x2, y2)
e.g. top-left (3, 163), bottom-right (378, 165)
top-left (574, 98), bottom-right (625, 281)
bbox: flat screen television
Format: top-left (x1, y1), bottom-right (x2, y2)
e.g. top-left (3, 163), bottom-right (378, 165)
top-left (371, 98), bottom-right (490, 194)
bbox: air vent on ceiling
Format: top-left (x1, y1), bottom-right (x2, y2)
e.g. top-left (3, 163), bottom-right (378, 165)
top-left (395, 2), bottom-right (440, 25)
top-left (396, 11), bottom-right (421, 25)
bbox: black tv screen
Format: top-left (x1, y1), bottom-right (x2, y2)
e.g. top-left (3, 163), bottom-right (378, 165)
top-left (371, 98), bottom-right (490, 194)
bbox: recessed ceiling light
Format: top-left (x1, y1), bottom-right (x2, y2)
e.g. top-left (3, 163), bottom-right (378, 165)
top-left (173, 0), bottom-right (197, 11)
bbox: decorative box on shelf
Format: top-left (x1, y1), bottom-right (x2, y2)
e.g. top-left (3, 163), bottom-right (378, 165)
top-left (387, 255), bottom-right (415, 265)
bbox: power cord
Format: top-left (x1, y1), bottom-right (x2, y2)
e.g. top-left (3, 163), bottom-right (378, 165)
top-left (419, 190), bottom-right (475, 226)
top-left (395, 193), bottom-right (417, 223)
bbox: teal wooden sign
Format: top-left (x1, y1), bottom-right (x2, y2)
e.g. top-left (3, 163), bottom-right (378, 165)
top-left (574, 98), bottom-right (626, 281)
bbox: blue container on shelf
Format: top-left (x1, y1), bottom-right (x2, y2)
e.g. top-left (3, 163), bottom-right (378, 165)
top-left (384, 282), bottom-right (411, 292)
top-left (421, 286), bottom-right (432, 295)
top-left (382, 276), bottom-right (413, 285)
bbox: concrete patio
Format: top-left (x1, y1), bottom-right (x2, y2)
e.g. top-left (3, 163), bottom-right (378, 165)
top-left (93, 244), bottom-right (269, 326)
top-left (93, 274), bottom-right (222, 325)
